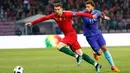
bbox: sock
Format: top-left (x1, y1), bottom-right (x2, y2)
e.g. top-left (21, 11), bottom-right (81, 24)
top-left (104, 50), bottom-right (115, 66)
top-left (59, 47), bottom-right (76, 57)
top-left (94, 62), bottom-right (98, 66)
top-left (82, 53), bottom-right (96, 66)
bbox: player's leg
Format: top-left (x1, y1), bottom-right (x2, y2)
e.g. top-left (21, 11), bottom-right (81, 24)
top-left (100, 45), bottom-right (120, 72)
top-left (56, 34), bottom-right (79, 58)
top-left (71, 41), bottom-right (102, 73)
top-left (98, 34), bottom-right (120, 72)
top-left (72, 41), bottom-right (95, 66)
top-left (57, 42), bottom-right (77, 57)
top-left (57, 33), bottom-right (85, 66)
top-left (93, 49), bottom-right (102, 60)
top-left (69, 40), bottom-right (84, 66)
top-left (74, 49), bottom-right (83, 66)
top-left (86, 36), bottom-right (102, 60)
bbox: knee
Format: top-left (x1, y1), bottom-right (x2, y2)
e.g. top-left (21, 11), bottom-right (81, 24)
top-left (57, 44), bottom-right (61, 50)
top-left (57, 42), bottom-right (67, 50)
top-left (97, 49), bottom-right (102, 56)
top-left (75, 49), bottom-right (83, 56)
top-left (101, 46), bottom-right (107, 52)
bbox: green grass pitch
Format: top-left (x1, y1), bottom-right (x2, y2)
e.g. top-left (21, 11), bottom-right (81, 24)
top-left (0, 46), bottom-right (130, 73)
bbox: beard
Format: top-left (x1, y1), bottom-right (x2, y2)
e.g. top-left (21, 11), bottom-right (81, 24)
top-left (87, 9), bottom-right (93, 13)
top-left (90, 9), bottom-right (93, 13)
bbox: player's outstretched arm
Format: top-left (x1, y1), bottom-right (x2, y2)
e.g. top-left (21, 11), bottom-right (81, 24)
top-left (64, 11), bottom-right (97, 19)
top-left (25, 13), bottom-right (55, 26)
top-left (75, 12), bottom-right (97, 19)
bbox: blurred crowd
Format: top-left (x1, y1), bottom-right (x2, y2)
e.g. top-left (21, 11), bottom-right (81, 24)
top-left (0, 0), bottom-right (130, 34)
top-left (0, 0), bottom-right (43, 20)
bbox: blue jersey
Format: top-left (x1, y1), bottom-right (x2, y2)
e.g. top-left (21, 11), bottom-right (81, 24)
top-left (82, 9), bottom-right (101, 37)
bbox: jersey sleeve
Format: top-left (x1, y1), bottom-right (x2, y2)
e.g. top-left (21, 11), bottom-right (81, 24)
top-left (82, 10), bottom-right (88, 13)
top-left (73, 12), bottom-right (93, 18)
top-left (64, 11), bottom-right (93, 18)
top-left (31, 13), bottom-right (55, 24)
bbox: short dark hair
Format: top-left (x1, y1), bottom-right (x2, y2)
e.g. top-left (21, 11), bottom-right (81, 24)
top-left (85, 0), bottom-right (95, 7)
top-left (53, 1), bottom-right (63, 8)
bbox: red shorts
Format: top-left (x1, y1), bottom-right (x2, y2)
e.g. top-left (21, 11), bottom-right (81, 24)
top-left (61, 32), bottom-right (81, 52)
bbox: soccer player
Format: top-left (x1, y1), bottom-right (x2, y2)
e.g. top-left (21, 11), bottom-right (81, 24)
top-left (25, 1), bottom-right (102, 73)
top-left (81, 0), bottom-right (120, 72)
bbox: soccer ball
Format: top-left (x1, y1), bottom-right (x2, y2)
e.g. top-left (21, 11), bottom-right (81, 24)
top-left (13, 66), bottom-right (24, 73)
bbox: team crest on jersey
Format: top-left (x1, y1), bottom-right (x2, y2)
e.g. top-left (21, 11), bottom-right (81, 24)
top-left (60, 18), bottom-right (62, 21)
top-left (59, 17), bottom-right (66, 21)
top-left (64, 17), bottom-right (66, 20)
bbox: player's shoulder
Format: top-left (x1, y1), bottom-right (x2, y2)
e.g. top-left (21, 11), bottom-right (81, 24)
top-left (93, 9), bottom-right (101, 13)
top-left (48, 12), bottom-right (57, 17)
top-left (48, 12), bottom-right (57, 16)
top-left (63, 11), bottom-right (73, 15)
top-left (82, 10), bottom-right (88, 13)
top-left (51, 12), bottom-right (57, 15)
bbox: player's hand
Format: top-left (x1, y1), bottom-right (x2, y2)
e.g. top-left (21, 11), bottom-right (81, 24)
top-left (104, 16), bottom-right (110, 20)
top-left (101, 12), bottom-right (110, 20)
top-left (92, 13), bottom-right (98, 19)
top-left (25, 22), bottom-right (32, 26)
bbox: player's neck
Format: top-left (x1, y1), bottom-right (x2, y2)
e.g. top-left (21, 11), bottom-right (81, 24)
top-left (91, 8), bottom-right (94, 13)
top-left (91, 11), bottom-right (93, 14)
top-left (58, 10), bottom-right (64, 16)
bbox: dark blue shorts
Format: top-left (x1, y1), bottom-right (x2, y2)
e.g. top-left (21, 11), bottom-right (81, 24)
top-left (86, 34), bottom-right (106, 52)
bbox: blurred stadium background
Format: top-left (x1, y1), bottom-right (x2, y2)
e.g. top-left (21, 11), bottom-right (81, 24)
top-left (0, 0), bottom-right (130, 73)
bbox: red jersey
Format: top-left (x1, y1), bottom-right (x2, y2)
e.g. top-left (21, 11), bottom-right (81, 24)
top-left (31, 11), bottom-right (93, 35)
